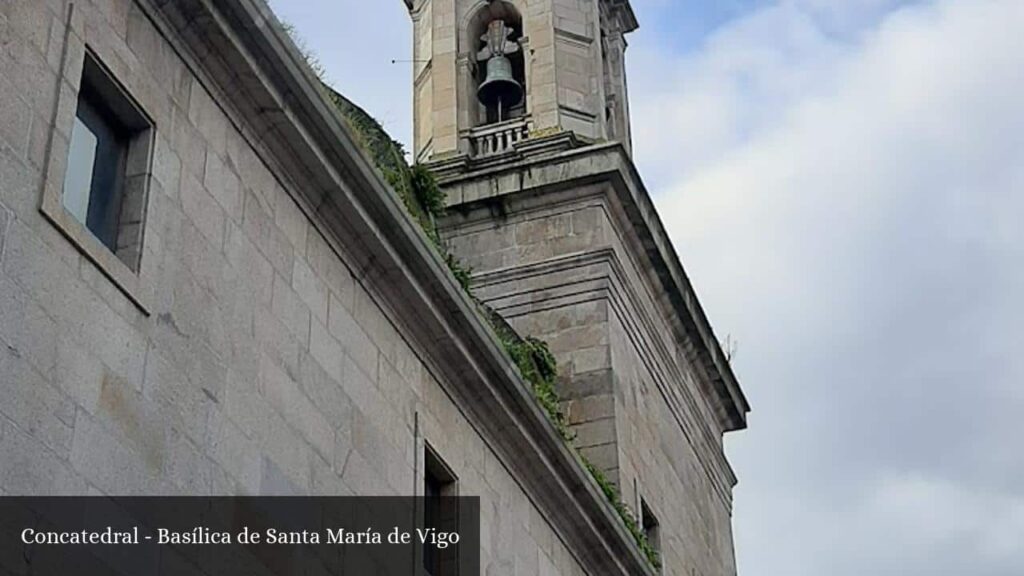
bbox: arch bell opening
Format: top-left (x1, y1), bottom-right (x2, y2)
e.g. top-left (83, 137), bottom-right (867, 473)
top-left (466, 1), bottom-right (526, 127)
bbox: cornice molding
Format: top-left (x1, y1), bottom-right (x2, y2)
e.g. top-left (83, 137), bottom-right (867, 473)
top-left (437, 144), bottom-right (750, 432)
top-left (601, 0), bottom-right (639, 34)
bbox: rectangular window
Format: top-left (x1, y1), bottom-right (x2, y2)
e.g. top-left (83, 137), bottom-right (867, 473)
top-left (641, 498), bottom-right (661, 568)
top-left (62, 50), bottom-right (153, 271)
top-left (423, 445), bottom-right (457, 576)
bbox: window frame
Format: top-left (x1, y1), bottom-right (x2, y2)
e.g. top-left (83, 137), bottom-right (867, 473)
top-left (640, 497), bottom-right (662, 570)
top-left (421, 443), bottom-right (459, 576)
top-left (40, 41), bottom-right (157, 315)
top-left (64, 74), bottom-right (131, 251)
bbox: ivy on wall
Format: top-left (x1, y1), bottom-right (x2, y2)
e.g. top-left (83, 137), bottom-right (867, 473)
top-left (483, 306), bottom-right (572, 440)
top-left (286, 24), bottom-right (660, 570)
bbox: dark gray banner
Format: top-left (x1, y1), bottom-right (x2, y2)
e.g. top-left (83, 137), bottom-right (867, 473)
top-left (0, 497), bottom-right (479, 575)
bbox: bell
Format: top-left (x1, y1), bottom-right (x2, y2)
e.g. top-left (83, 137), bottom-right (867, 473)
top-left (478, 55), bottom-right (523, 112)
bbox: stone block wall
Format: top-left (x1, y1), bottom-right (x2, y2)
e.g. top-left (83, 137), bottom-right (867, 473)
top-left (441, 178), bottom-right (739, 576)
top-left (552, 0), bottom-right (603, 141)
top-left (0, 1), bottom-right (593, 573)
top-left (608, 301), bottom-right (739, 576)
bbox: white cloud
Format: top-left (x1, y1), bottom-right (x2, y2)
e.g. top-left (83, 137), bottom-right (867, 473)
top-left (831, 474), bottom-right (1024, 574)
top-left (628, 0), bottom-right (1024, 574)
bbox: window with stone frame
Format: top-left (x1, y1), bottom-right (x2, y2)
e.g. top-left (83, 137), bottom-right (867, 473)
top-left (641, 497), bottom-right (662, 568)
top-left (423, 444), bottom-right (458, 576)
top-left (61, 48), bottom-right (154, 272)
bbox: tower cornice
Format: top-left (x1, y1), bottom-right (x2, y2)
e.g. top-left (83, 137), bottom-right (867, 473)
top-left (433, 141), bottom-right (750, 433)
top-left (603, 0), bottom-right (639, 34)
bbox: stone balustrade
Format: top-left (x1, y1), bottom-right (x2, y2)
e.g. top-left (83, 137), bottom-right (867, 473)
top-left (468, 116), bottom-right (532, 157)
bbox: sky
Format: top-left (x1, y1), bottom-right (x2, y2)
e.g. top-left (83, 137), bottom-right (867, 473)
top-left (271, 1), bottom-right (1024, 574)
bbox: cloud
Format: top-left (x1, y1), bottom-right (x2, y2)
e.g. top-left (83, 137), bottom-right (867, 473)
top-left (628, 0), bottom-right (1024, 574)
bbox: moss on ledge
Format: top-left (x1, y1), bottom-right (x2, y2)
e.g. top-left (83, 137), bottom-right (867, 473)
top-left (284, 23), bottom-right (660, 570)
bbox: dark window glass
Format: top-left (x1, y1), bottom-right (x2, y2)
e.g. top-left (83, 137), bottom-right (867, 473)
top-left (423, 446), bottom-right (457, 576)
top-left (63, 85), bottom-right (130, 251)
top-left (641, 498), bottom-right (661, 567)
top-left (423, 468), bottom-right (443, 575)
top-left (60, 50), bottom-right (152, 271)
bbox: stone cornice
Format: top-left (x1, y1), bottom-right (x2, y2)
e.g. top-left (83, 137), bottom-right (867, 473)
top-left (437, 144), bottom-right (751, 433)
top-left (602, 0), bottom-right (639, 35)
top-left (140, 0), bottom-right (657, 573)
top-left (406, 0), bottom-right (428, 22)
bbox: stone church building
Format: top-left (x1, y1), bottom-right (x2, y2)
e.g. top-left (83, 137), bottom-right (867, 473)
top-left (0, 0), bottom-right (748, 574)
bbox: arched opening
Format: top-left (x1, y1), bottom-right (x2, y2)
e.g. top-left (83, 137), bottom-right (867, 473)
top-left (466, 2), bottom-right (526, 127)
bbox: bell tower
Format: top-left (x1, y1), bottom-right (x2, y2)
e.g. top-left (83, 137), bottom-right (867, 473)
top-left (405, 0), bottom-right (637, 163)
top-left (404, 2), bottom-right (749, 575)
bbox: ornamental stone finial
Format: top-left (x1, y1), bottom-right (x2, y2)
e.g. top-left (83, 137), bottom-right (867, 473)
top-left (477, 20), bottom-right (519, 62)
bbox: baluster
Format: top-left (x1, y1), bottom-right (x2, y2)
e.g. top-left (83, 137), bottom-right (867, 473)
top-left (470, 118), bottom-right (532, 157)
